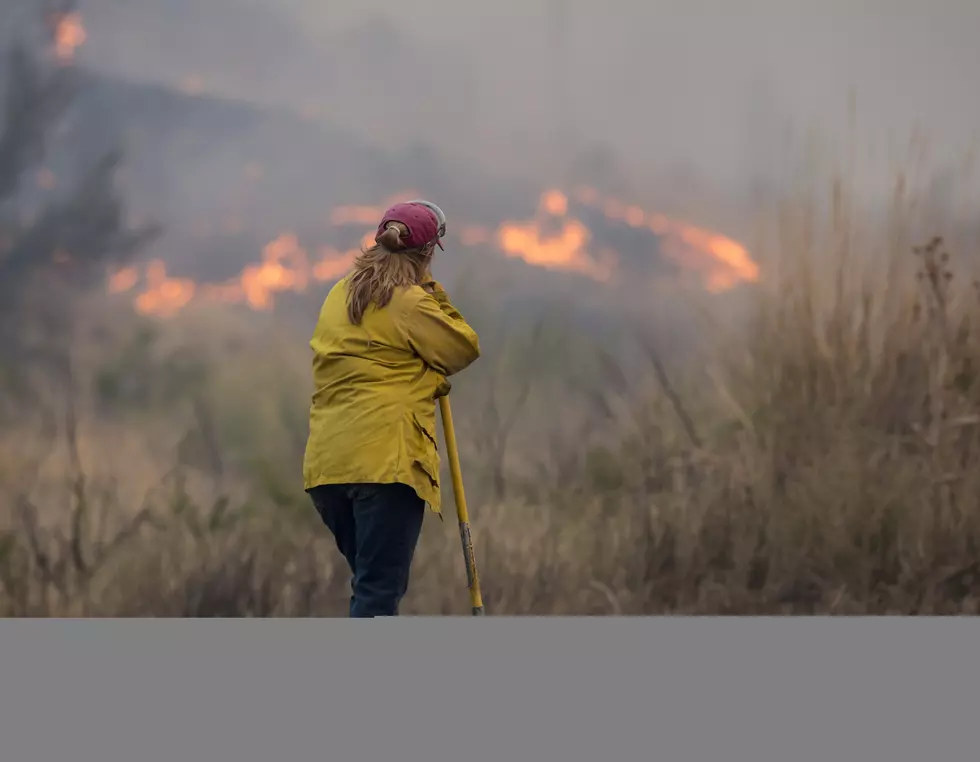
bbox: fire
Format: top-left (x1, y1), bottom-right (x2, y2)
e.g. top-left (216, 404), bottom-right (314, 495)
top-left (238, 234), bottom-right (306, 309)
top-left (133, 261), bottom-right (195, 318)
top-left (108, 266), bottom-right (139, 294)
top-left (108, 187), bottom-right (759, 318)
top-left (497, 193), bottom-right (614, 280)
top-left (494, 188), bottom-right (757, 290)
top-left (50, 11), bottom-right (86, 64)
top-left (112, 236), bottom-right (361, 316)
top-left (541, 190), bottom-right (568, 216)
top-left (567, 187), bottom-right (759, 290)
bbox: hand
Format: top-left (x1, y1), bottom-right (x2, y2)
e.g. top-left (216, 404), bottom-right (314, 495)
top-left (420, 271), bottom-right (438, 294)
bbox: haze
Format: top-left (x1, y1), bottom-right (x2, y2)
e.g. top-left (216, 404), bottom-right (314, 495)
top-left (73, 0), bottom-right (980, 203)
top-left (5, 1), bottom-right (980, 621)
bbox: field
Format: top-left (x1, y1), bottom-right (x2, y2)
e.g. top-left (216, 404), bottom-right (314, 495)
top-left (3, 148), bottom-right (980, 617)
top-left (3, 6), bottom-right (980, 616)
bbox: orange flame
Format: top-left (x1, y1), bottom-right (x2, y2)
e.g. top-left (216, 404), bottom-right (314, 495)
top-left (109, 187), bottom-right (759, 318)
top-left (108, 266), bottom-right (139, 294)
top-left (541, 190), bottom-right (568, 216)
top-left (566, 187), bottom-right (760, 290)
top-left (118, 237), bottom-right (361, 316)
top-left (497, 192), bottom-right (614, 280)
top-left (238, 234), bottom-right (308, 309)
top-left (51, 11), bottom-right (86, 64)
top-left (134, 261), bottom-right (196, 318)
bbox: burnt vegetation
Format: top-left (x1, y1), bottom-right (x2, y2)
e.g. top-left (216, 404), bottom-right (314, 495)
top-left (2, 6), bottom-right (980, 616)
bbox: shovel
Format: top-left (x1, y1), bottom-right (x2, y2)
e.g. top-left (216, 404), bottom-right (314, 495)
top-left (438, 395), bottom-right (485, 616)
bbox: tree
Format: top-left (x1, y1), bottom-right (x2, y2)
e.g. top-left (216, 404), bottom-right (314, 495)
top-left (0, 1), bottom-right (157, 369)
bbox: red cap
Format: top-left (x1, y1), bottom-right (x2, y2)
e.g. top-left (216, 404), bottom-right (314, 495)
top-left (377, 202), bottom-right (444, 250)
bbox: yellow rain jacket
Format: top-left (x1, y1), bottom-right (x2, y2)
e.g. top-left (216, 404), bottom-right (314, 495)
top-left (303, 276), bottom-right (480, 515)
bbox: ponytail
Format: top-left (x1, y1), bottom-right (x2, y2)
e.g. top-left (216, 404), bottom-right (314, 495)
top-left (375, 222), bottom-right (407, 251)
top-left (346, 221), bottom-right (431, 325)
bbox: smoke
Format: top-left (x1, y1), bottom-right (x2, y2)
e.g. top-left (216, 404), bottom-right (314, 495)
top-left (69, 0), bottom-right (980, 203)
top-left (7, 0), bottom-right (980, 327)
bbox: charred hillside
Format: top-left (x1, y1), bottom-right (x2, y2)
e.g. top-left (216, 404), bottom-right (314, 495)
top-left (53, 74), bottom-right (484, 231)
top-left (7, 12), bottom-right (757, 333)
top-left (36, 72), bottom-right (661, 282)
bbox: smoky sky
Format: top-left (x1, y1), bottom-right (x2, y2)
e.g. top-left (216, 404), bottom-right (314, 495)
top-left (63, 0), bottom-right (980, 203)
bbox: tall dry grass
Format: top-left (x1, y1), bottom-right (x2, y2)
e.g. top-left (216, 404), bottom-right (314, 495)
top-left (1, 160), bottom-right (980, 616)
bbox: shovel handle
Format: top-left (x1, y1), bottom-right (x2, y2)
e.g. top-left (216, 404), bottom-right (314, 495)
top-left (439, 395), bottom-right (485, 616)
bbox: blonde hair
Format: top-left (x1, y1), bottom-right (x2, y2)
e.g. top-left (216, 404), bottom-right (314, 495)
top-left (346, 221), bottom-right (434, 324)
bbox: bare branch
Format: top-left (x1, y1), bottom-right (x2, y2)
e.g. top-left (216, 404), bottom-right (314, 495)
top-left (634, 328), bottom-right (703, 451)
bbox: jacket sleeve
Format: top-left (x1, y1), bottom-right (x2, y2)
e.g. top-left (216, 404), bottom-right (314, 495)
top-left (399, 283), bottom-right (481, 376)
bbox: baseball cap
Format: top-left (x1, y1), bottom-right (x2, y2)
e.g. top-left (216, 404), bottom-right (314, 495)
top-left (406, 199), bottom-right (447, 238)
top-left (377, 202), bottom-right (444, 250)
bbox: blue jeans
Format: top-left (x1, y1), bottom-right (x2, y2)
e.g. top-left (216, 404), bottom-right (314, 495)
top-left (308, 483), bottom-right (426, 617)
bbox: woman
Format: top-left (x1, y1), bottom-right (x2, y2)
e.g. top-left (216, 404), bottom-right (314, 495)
top-left (303, 200), bottom-right (481, 617)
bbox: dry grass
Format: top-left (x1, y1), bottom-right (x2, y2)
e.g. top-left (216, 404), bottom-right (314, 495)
top-left (2, 163), bottom-right (980, 616)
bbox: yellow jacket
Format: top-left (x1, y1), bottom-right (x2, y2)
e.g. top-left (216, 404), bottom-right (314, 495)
top-left (303, 276), bottom-right (481, 514)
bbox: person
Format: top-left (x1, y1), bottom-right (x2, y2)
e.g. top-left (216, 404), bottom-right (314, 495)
top-left (303, 200), bottom-right (481, 617)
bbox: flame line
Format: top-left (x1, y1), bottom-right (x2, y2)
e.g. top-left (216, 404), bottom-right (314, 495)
top-left (108, 187), bottom-right (759, 317)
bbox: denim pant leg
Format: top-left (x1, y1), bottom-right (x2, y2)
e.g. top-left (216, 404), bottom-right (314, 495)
top-left (348, 483), bottom-right (426, 618)
top-left (308, 484), bottom-right (358, 615)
